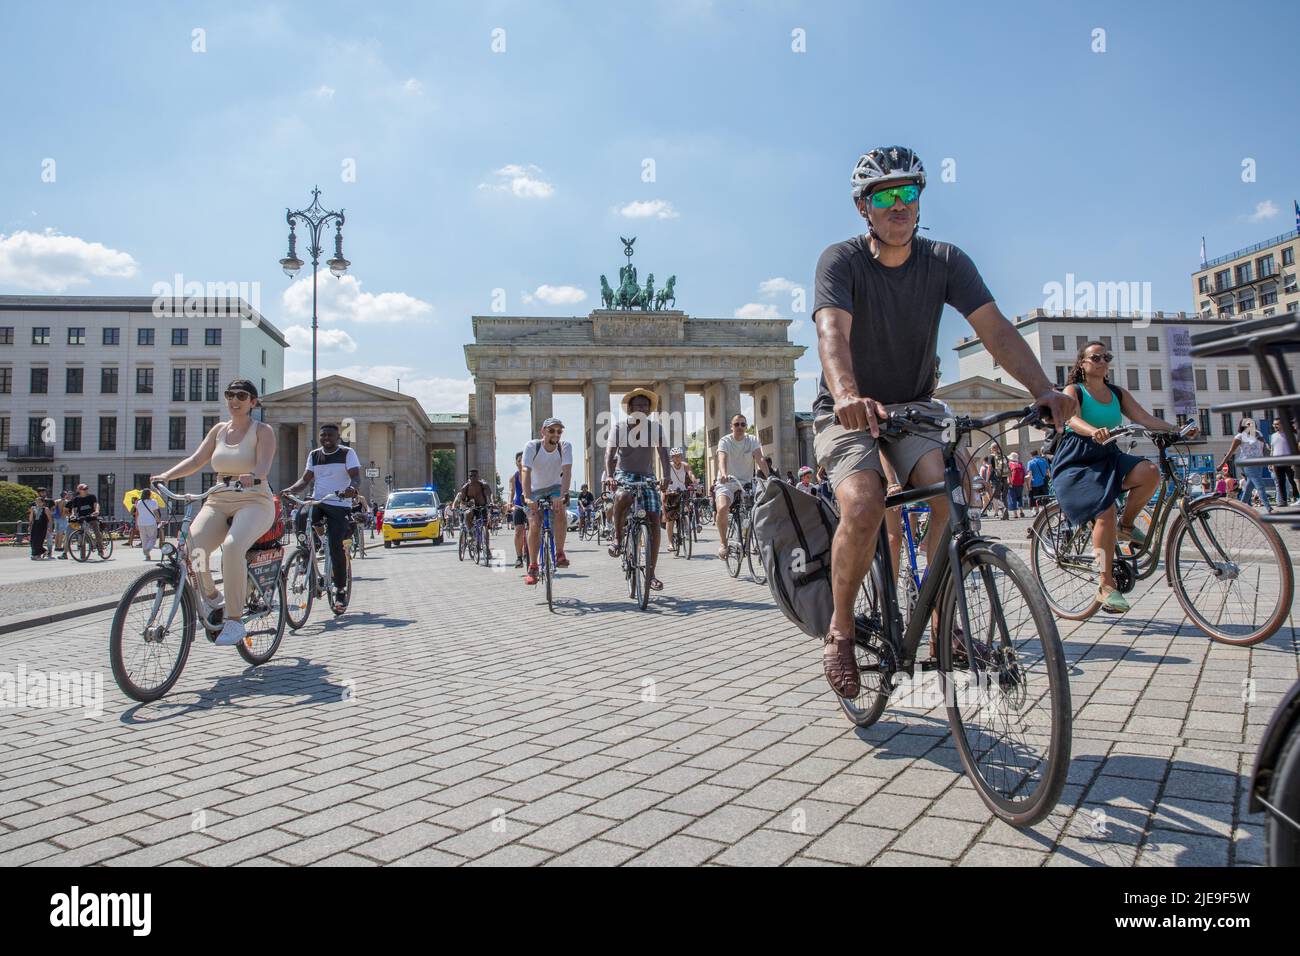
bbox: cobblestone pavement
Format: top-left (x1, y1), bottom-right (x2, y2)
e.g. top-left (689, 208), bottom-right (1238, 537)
top-left (1, 525), bottom-right (1296, 867)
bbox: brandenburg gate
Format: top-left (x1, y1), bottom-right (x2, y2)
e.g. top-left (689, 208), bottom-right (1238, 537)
top-left (464, 309), bottom-right (805, 489)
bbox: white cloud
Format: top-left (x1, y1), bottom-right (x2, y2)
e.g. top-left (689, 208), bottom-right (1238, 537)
top-left (1248, 200), bottom-right (1279, 222)
top-left (284, 324), bottom-right (356, 353)
top-left (315, 84), bottom-right (336, 100)
top-left (789, 319), bottom-right (807, 337)
top-left (734, 302), bottom-right (781, 319)
top-left (759, 277), bottom-right (800, 297)
top-left (284, 364), bottom-right (473, 413)
top-left (281, 274), bottom-right (433, 324)
top-left (521, 284), bottom-right (587, 306)
top-left (478, 164), bottom-right (554, 199)
top-left (0, 229), bottom-right (138, 292)
top-left (619, 199), bottom-right (680, 220)
top-left (402, 77), bottom-right (423, 96)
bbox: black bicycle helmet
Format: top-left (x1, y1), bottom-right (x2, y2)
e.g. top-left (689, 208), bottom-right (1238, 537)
top-left (851, 146), bottom-right (926, 201)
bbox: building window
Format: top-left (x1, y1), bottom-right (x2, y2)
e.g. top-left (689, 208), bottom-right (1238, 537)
top-left (97, 476), bottom-right (114, 519)
top-left (1214, 269), bottom-right (1230, 292)
top-left (31, 367), bottom-right (48, 394)
top-left (1239, 292), bottom-right (1256, 312)
top-left (1052, 366), bottom-right (1065, 387)
top-left (1126, 368), bottom-right (1140, 390)
top-left (1198, 409), bottom-right (1211, 436)
top-left (172, 368), bottom-right (185, 401)
top-left (0, 327), bottom-right (12, 345)
top-left (1200, 300), bottom-right (1212, 316)
top-left (1153, 407), bottom-right (1165, 420)
top-left (1258, 254), bottom-right (1275, 277)
top-left (1123, 335), bottom-right (1136, 351)
top-left (1239, 368), bottom-right (1251, 390)
top-left (1261, 289), bottom-right (1277, 306)
top-left (0, 417), bottom-right (8, 447)
top-left (1100, 335), bottom-right (1112, 350)
top-left (1221, 412), bottom-right (1234, 436)
top-left (99, 417), bottom-right (117, 451)
top-left (101, 366), bottom-right (119, 394)
top-left (169, 477), bottom-right (186, 498)
top-left (1235, 263), bottom-right (1253, 285)
top-left (169, 416), bottom-right (186, 451)
top-left (33, 327), bottom-right (50, 345)
top-left (202, 415), bottom-right (220, 434)
top-left (1217, 368), bottom-right (1230, 390)
top-left (103, 327), bottom-right (120, 346)
top-left (66, 367), bottom-right (83, 394)
top-left (136, 367), bottom-right (154, 394)
top-left (67, 327), bottom-right (86, 345)
top-left (61, 474), bottom-right (79, 494)
top-left (205, 328), bottom-right (222, 346)
top-left (1284, 247), bottom-right (1296, 267)
top-left (205, 368), bottom-right (219, 402)
top-left (261, 349), bottom-right (267, 366)
top-left (1220, 301), bottom-right (1236, 317)
top-left (201, 472), bottom-right (217, 492)
top-left (1147, 336), bottom-right (1159, 351)
top-left (132, 473), bottom-right (152, 494)
top-left (261, 378), bottom-right (266, 396)
top-left (1075, 335), bottom-right (1088, 350)
top-left (189, 368), bottom-right (202, 402)
top-left (172, 328), bottom-right (188, 346)
top-left (1198, 276), bottom-right (1208, 294)
top-left (1285, 273), bottom-right (1298, 294)
top-left (64, 416), bottom-right (81, 452)
top-left (138, 328), bottom-right (155, 346)
top-left (0, 368), bottom-right (10, 394)
top-left (134, 416), bottom-right (152, 451)
top-left (1194, 368), bottom-right (1208, 391)
top-left (1149, 368), bottom-right (1163, 391)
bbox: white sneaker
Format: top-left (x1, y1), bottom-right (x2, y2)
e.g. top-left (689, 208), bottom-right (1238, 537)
top-left (214, 620), bottom-right (246, 646)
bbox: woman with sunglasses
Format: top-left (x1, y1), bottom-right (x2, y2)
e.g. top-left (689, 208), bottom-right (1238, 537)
top-left (1050, 341), bottom-right (1186, 613)
top-left (151, 379), bottom-right (277, 646)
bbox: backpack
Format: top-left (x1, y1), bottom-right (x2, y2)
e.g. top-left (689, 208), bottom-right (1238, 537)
top-left (751, 478), bottom-right (837, 639)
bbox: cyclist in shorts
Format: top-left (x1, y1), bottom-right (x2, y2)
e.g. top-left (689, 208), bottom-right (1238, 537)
top-left (714, 413), bottom-right (769, 560)
top-left (604, 388), bottom-right (671, 590)
top-left (663, 447), bottom-right (697, 549)
top-left (521, 417), bottom-right (573, 585)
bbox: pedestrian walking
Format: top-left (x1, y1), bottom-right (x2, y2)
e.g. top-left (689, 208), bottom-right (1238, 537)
top-left (134, 488), bottom-right (163, 560)
top-left (1007, 451), bottom-right (1027, 518)
top-left (1271, 418), bottom-right (1298, 507)
top-left (1027, 448), bottom-right (1051, 514)
top-left (29, 490), bottom-right (51, 560)
top-left (1221, 418), bottom-right (1274, 513)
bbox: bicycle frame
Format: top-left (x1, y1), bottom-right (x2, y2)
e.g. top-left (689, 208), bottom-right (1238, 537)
top-left (538, 498), bottom-right (557, 566)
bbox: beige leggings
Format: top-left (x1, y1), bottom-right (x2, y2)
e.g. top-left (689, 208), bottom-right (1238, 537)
top-left (188, 488), bottom-right (275, 615)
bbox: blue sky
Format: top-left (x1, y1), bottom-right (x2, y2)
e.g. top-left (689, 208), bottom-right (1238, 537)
top-left (3, 0), bottom-right (1298, 484)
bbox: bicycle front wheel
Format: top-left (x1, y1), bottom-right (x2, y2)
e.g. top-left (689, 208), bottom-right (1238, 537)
top-left (939, 540), bottom-right (1071, 827)
top-left (284, 548), bottom-right (314, 631)
top-left (109, 566), bottom-right (195, 702)
top-left (1167, 497), bottom-right (1293, 646)
top-left (628, 522), bottom-right (644, 605)
top-left (1028, 503), bottom-right (1100, 620)
top-left (637, 521), bottom-right (652, 610)
top-left (458, 528), bottom-right (469, 561)
top-left (71, 530), bottom-right (90, 563)
top-left (239, 568), bottom-right (287, 665)
top-left (841, 560), bottom-right (892, 728)
top-left (543, 529), bottom-right (554, 611)
top-left (745, 518), bottom-right (766, 585)
top-left (98, 534), bottom-right (114, 560)
top-left (681, 518), bottom-right (693, 559)
top-left (725, 515), bottom-right (743, 578)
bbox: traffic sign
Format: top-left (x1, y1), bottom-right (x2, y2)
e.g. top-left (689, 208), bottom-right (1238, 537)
top-left (365, 467), bottom-right (380, 478)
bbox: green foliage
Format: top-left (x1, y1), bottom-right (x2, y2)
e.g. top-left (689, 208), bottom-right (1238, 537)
top-left (0, 481), bottom-right (39, 524)
top-left (430, 450), bottom-right (457, 500)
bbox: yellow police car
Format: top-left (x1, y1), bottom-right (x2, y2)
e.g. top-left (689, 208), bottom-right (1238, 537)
top-left (381, 487), bottom-right (443, 548)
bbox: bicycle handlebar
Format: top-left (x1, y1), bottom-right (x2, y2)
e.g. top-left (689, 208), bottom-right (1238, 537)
top-left (152, 480), bottom-right (243, 504)
top-left (834, 403), bottom-right (1051, 438)
top-left (1099, 421), bottom-right (1197, 447)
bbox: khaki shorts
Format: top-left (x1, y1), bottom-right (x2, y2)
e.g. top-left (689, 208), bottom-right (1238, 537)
top-left (814, 399), bottom-right (950, 493)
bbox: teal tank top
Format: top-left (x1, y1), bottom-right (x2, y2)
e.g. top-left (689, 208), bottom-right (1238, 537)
top-left (1066, 382), bottom-right (1122, 433)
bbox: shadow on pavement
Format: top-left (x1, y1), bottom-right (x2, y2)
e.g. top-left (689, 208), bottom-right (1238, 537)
top-left (119, 656), bottom-right (348, 723)
top-left (546, 594), bottom-right (772, 617)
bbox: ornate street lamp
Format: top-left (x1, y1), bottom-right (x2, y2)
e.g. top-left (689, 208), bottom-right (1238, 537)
top-left (279, 187), bottom-right (348, 440)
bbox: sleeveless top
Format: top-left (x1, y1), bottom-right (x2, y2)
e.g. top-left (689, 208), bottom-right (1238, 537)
top-left (210, 421), bottom-right (259, 475)
top-left (511, 474), bottom-right (524, 507)
top-left (1066, 382), bottom-right (1122, 432)
top-left (669, 463), bottom-right (689, 491)
top-left (1237, 431), bottom-right (1268, 461)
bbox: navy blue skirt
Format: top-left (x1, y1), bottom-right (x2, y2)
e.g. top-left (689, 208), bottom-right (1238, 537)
top-left (1050, 432), bottom-right (1148, 527)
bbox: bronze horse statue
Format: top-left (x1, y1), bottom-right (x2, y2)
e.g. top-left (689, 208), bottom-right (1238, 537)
top-left (600, 275), bottom-right (615, 309)
top-left (655, 275), bottom-right (677, 310)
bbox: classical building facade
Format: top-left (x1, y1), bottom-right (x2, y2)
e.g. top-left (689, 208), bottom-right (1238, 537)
top-left (259, 375), bottom-right (469, 501)
top-left (463, 310), bottom-right (805, 488)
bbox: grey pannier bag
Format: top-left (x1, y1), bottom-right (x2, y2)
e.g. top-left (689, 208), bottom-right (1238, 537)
top-left (752, 478), bottom-right (837, 638)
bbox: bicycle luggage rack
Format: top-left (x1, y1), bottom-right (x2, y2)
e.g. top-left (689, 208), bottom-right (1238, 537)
top-left (1190, 314), bottom-right (1300, 529)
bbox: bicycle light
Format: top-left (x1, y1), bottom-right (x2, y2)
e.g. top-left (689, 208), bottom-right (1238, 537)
top-left (160, 542), bottom-right (177, 559)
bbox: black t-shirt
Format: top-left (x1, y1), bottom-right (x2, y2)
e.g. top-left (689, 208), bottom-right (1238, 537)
top-left (70, 494), bottom-right (98, 519)
top-left (578, 491), bottom-right (594, 507)
top-left (812, 235), bottom-right (994, 412)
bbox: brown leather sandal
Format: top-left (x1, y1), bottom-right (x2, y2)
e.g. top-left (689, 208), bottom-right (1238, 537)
top-left (822, 627), bottom-right (859, 698)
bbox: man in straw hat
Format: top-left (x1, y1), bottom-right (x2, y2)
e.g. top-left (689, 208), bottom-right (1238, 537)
top-left (604, 387), bottom-right (671, 592)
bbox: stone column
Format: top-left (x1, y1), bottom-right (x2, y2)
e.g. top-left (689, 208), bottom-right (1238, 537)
top-left (585, 377), bottom-right (611, 486)
top-left (779, 377), bottom-right (799, 475)
top-left (454, 430), bottom-right (468, 487)
top-left (702, 382), bottom-right (724, 488)
top-left (754, 380), bottom-right (779, 467)
top-left (474, 379), bottom-right (497, 489)
top-left (352, 419), bottom-right (369, 467)
top-left (721, 379), bottom-right (742, 426)
top-left (296, 422), bottom-right (309, 471)
top-left (665, 379), bottom-right (687, 451)
top-left (529, 380), bottom-right (553, 438)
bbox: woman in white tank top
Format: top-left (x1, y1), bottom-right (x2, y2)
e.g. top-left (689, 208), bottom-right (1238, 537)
top-left (153, 379), bottom-right (278, 646)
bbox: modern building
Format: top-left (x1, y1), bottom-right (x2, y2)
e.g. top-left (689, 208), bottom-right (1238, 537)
top-left (0, 296), bottom-right (287, 515)
top-left (1192, 229), bottom-right (1300, 320)
top-left (954, 310), bottom-right (1288, 461)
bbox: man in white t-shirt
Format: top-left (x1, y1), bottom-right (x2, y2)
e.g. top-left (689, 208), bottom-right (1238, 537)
top-left (521, 417), bottom-right (573, 585)
top-left (1272, 418), bottom-right (1298, 507)
top-left (283, 423), bottom-right (361, 612)
top-left (134, 488), bottom-right (163, 560)
top-left (714, 413), bottom-right (768, 560)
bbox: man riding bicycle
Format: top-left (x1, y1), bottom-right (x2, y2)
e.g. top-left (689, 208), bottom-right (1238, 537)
top-left (605, 387), bottom-right (671, 591)
top-left (453, 468), bottom-right (492, 552)
top-left (66, 482), bottom-right (105, 556)
top-left (663, 447), bottom-right (698, 549)
top-left (576, 484), bottom-right (596, 534)
top-left (521, 417), bottom-right (573, 585)
top-left (714, 413), bottom-right (769, 560)
top-left (813, 145), bottom-right (1075, 698)
top-left (282, 423), bottom-right (360, 614)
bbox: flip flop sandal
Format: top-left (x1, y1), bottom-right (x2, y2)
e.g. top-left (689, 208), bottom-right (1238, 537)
top-left (648, 578), bottom-right (664, 591)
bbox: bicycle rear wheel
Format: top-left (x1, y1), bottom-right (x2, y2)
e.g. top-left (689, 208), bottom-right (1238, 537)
top-left (725, 514), bottom-right (743, 578)
top-left (284, 548), bottom-right (314, 631)
top-left (745, 517), bottom-right (766, 584)
top-left (239, 569), bottom-right (287, 664)
top-left (458, 527), bottom-right (469, 561)
top-left (1028, 503), bottom-right (1101, 620)
top-left (938, 541), bottom-right (1071, 827)
top-left (1167, 497), bottom-right (1293, 646)
top-left (628, 522), bottom-right (645, 605)
top-left (840, 560), bottom-right (892, 728)
top-left (681, 517), bottom-right (693, 559)
top-left (637, 520), bottom-right (652, 610)
top-left (480, 527), bottom-right (492, 567)
top-left (109, 566), bottom-right (195, 702)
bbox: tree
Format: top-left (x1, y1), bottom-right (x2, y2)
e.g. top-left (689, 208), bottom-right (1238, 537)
top-left (430, 450), bottom-right (456, 501)
top-left (0, 481), bottom-right (38, 524)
